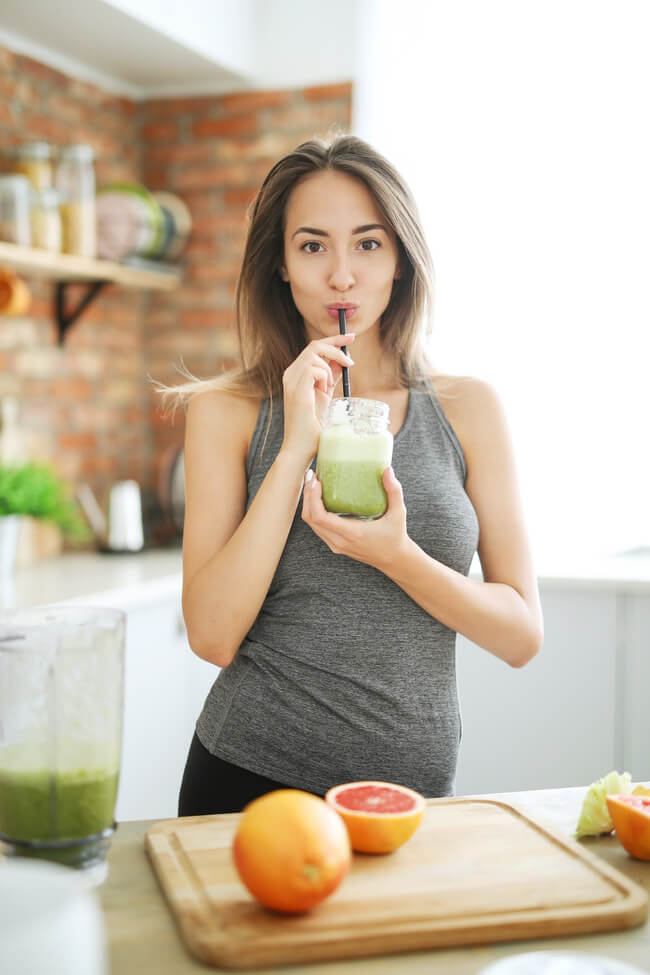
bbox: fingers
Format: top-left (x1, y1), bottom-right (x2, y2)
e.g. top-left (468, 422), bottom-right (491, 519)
top-left (308, 334), bottom-right (355, 369)
top-left (312, 360), bottom-right (333, 394)
top-left (284, 355), bottom-right (332, 397)
top-left (302, 469), bottom-right (325, 525)
top-left (382, 467), bottom-right (406, 519)
top-left (283, 334), bottom-right (355, 399)
top-left (302, 468), bottom-right (316, 522)
top-left (383, 466), bottom-right (401, 494)
top-left (316, 332), bottom-right (356, 347)
top-left (302, 472), bottom-right (351, 552)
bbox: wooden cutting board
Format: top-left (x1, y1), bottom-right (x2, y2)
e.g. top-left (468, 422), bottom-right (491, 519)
top-left (145, 798), bottom-right (648, 970)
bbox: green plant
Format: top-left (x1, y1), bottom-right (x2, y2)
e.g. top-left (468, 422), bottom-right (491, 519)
top-left (0, 463), bottom-right (90, 540)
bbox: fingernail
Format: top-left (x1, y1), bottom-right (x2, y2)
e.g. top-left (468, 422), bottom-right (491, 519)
top-left (305, 469), bottom-right (313, 483)
top-left (345, 356), bottom-right (355, 365)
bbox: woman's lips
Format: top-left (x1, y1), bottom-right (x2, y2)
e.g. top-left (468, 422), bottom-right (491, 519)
top-left (326, 304), bottom-right (358, 321)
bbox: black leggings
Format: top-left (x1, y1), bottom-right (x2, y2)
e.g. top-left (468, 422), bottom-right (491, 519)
top-left (178, 733), bottom-right (321, 815)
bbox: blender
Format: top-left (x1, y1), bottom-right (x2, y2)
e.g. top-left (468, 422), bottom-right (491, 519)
top-left (0, 605), bottom-right (124, 881)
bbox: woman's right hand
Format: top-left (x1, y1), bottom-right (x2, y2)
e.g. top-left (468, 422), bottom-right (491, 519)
top-left (280, 333), bottom-right (355, 466)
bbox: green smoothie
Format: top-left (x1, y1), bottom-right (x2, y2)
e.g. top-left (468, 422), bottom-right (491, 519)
top-left (0, 765), bottom-right (119, 842)
top-left (0, 740), bottom-right (120, 844)
top-left (317, 409), bottom-right (393, 519)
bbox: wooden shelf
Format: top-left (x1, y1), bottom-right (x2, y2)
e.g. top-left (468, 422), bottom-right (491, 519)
top-left (0, 240), bottom-right (181, 342)
top-left (0, 241), bottom-right (181, 290)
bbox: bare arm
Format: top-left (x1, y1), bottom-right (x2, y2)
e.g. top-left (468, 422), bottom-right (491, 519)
top-left (181, 391), bottom-right (306, 667)
top-left (182, 333), bottom-right (354, 667)
top-left (302, 377), bottom-right (543, 668)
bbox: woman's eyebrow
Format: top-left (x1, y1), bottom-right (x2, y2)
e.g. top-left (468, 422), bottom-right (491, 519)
top-left (291, 223), bottom-right (388, 239)
top-left (292, 226), bottom-right (328, 239)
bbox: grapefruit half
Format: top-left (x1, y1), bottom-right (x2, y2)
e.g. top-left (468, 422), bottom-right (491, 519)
top-left (605, 793), bottom-right (650, 861)
top-left (325, 780), bottom-right (425, 854)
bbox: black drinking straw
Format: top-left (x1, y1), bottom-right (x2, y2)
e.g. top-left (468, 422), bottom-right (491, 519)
top-left (338, 308), bottom-right (351, 398)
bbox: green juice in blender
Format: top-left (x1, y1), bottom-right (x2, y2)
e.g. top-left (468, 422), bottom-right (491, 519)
top-left (0, 604), bottom-right (124, 873)
top-left (0, 744), bottom-right (119, 842)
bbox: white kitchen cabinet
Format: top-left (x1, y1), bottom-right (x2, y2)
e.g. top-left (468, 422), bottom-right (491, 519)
top-left (455, 588), bottom-right (618, 795)
top-left (8, 549), bottom-right (648, 815)
top-left (619, 593), bottom-right (650, 782)
top-left (115, 599), bottom-right (218, 822)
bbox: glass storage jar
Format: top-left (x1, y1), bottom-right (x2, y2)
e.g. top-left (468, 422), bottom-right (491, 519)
top-left (11, 141), bottom-right (53, 191)
top-left (55, 144), bottom-right (96, 258)
top-left (30, 187), bottom-right (62, 252)
top-left (0, 174), bottom-right (31, 246)
top-left (316, 398), bottom-right (393, 519)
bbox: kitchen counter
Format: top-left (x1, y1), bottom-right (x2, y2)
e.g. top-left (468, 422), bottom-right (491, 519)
top-left (101, 786), bottom-right (650, 974)
top-left (3, 545), bottom-right (650, 617)
top-left (0, 548), bottom-right (183, 611)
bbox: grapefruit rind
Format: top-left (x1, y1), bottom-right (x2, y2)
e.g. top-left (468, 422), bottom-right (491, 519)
top-left (325, 780), bottom-right (425, 855)
top-left (606, 793), bottom-right (650, 862)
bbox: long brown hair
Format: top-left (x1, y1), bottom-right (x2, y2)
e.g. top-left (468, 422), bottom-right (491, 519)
top-left (161, 134), bottom-right (435, 407)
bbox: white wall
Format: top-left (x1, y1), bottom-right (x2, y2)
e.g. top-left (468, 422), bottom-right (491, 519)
top-left (353, 0), bottom-right (650, 562)
top-left (249, 0), bottom-right (355, 89)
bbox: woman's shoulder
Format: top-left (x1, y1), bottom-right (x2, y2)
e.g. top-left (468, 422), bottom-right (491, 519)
top-left (431, 371), bottom-right (501, 400)
top-left (429, 373), bottom-right (508, 445)
top-left (186, 387), bottom-right (263, 454)
top-left (187, 386), bottom-right (262, 421)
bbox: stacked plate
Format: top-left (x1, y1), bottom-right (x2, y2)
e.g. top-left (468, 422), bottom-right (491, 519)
top-left (96, 183), bottom-right (191, 262)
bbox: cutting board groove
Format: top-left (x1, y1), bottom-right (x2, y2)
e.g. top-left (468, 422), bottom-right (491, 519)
top-left (145, 798), bottom-right (647, 969)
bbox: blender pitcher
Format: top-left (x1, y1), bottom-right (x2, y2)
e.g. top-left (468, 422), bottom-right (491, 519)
top-left (0, 605), bottom-right (125, 877)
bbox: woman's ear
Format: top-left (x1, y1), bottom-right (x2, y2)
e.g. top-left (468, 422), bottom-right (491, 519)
top-left (279, 265), bottom-right (289, 282)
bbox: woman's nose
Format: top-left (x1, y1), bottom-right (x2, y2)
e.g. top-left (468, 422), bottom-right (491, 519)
top-left (328, 254), bottom-right (355, 292)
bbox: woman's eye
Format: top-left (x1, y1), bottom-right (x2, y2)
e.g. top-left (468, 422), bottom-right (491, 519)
top-left (302, 241), bottom-right (324, 254)
top-left (358, 239), bottom-right (380, 251)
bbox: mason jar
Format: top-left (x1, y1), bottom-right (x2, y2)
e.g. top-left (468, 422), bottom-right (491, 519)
top-left (316, 398), bottom-right (393, 519)
top-left (55, 144), bottom-right (96, 258)
top-left (11, 141), bottom-right (53, 191)
top-left (30, 187), bottom-right (62, 252)
top-left (0, 174), bottom-right (31, 246)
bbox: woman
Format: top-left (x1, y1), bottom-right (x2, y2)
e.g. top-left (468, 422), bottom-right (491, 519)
top-left (173, 135), bottom-right (543, 815)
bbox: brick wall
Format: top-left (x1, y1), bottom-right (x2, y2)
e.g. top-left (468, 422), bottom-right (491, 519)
top-left (140, 83), bottom-right (352, 502)
top-left (0, 46), bottom-right (145, 493)
top-left (0, 41), bottom-right (351, 538)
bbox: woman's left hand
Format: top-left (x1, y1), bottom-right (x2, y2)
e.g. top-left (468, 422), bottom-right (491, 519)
top-left (301, 466), bottom-right (409, 570)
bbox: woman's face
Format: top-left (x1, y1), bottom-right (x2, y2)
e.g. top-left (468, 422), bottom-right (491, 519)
top-left (281, 169), bottom-right (401, 341)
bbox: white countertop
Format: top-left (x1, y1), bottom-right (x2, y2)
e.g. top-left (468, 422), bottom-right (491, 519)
top-left (0, 548), bottom-right (183, 612)
top-left (472, 550), bottom-right (650, 592)
top-left (1, 544), bottom-right (650, 616)
top-left (529, 547), bottom-right (650, 591)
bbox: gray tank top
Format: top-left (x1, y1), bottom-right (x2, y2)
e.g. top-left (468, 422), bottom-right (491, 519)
top-left (196, 381), bottom-right (479, 797)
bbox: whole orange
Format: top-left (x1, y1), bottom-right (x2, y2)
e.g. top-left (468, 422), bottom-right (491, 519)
top-left (606, 794), bottom-right (650, 861)
top-left (232, 789), bottom-right (351, 913)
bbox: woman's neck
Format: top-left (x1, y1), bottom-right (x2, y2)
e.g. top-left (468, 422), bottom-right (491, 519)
top-left (337, 329), bottom-right (401, 398)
